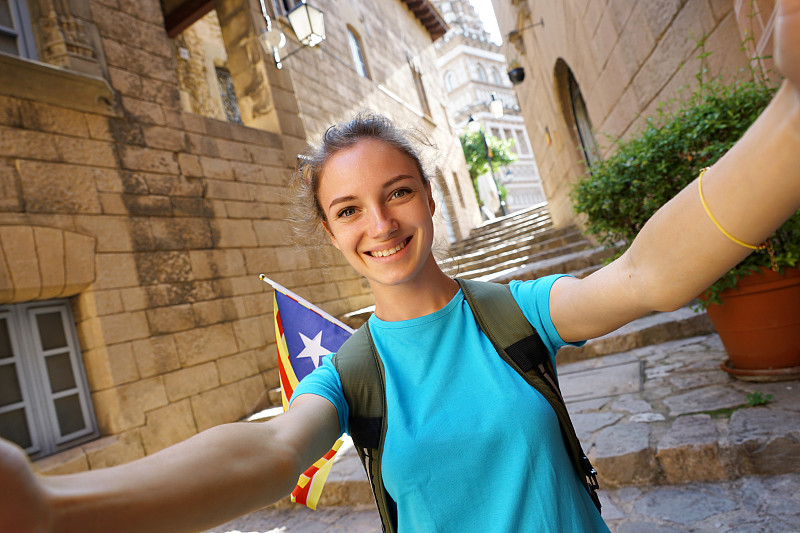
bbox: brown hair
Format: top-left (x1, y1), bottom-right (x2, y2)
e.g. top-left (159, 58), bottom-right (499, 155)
top-left (290, 112), bottom-right (432, 239)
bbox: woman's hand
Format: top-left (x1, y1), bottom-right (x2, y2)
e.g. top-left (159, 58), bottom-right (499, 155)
top-left (0, 438), bottom-right (51, 533)
top-left (777, 0), bottom-right (800, 91)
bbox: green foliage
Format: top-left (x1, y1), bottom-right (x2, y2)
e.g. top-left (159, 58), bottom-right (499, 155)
top-left (746, 391), bottom-right (773, 407)
top-left (459, 131), bottom-right (517, 203)
top-left (570, 76), bottom-right (800, 308)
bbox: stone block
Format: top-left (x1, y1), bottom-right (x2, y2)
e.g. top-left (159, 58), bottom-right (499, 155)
top-left (164, 361), bottom-right (220, 401)
top-left (177, 153), bottom-right (203, 177)
top-left (94, 252), bottom-right (140, 290)
top-left (119, 145), bottom-right (179, 174)
top-left (150, 217), bottom-right (213, 251)
top-left (124, 47), bottom-right (176, 83)
top-left (190, 382), bottom-right (245, 431)
top-left (146, 304), bottom-right (195, 335)
top-left (132, 334), bottom-right (181, 377)
top-left (242, 248), bottom-right (279, 275)
top-left (663, 385), bottom-right (745, 417)
top-left (0, 158), bottom-right (23, 212)
top-left (63, 231), bottom-right (96, 296)
top-left (75, 316), bottom-right (105, 351)
top-left (211, 218), bottom-right (258, 248)
top-left (121, 95), bottom-right (166, 126)
top-left (120, 286), bottom-right (148, 311)
top-left (85, 115), bottom-right (114, 141)
top-left (656, 414), bottom-right (726, 484)
top-left (253, 220), bottom-right (291, 247)
top-left (205, 179), bottom-right (251, 201)
top-left (134, 250), bottom-right (193, 285)
top-left (33, 226), bottom-right (66, 300)
top-left (83, 341), bottom-right (140, 391)
top-left (99, 310), bottom-right (150, 344)
top-left (84, 431), bottom-right (146, 469)
top-left (109, 66), bottom-right (143, 96)
top-left (0, 94), bottom-right (21, 127)
top-left (246, 145), bottom-right (285, 167)
top-left (17, 161), bottom-right (103, 214)
top-left (123, 194), bottom-right (173, 216)
top-left (33, 447), bottom-right (89, 475)
top-left (173, 322), bottom-right (239, 366)
top-left (93, 289), bottom-right (125, 316)
top-left (232, 315), bottom-right (266, 352)
top-left (18, 101), bottom-right (89, 137)
top-left (0, 226), bottom-right (41, 301)
top-left (200, 156), bottom-right (234, 179)
top-left (92, 376), bottom-right (168, 433)
top-left (238, 374), bottom-right (267, 414)
top-left (218, 349), bottom-right (260, 385)
top-left (143, 125), bottom-right (186, 151)
top-left (74, 215), bottom-right (134, 252)
top-left (592, 422), bottom-right (658, 488)
top-left (729, 408), bottom-right (800, 476)
top-left (141, 399), bottom-right (198, 454)
top-left (191, 298), bottom-right (238, 326)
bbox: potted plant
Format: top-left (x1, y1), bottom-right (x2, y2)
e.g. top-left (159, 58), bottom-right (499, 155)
top-left (507, 60), bottom-right (525, 85)
top-left (571, 76), bottom-right (800, 380)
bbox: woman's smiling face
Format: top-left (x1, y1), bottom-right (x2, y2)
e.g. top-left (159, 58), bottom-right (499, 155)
top-left (318, 138), bottom-right (437, 291)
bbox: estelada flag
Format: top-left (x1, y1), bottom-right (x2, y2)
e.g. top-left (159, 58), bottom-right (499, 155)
top-left (260, 274), bottom-right (354, 510)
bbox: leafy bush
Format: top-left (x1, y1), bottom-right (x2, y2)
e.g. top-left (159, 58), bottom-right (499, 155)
top-left (571, 77), bottom-right (800, 307)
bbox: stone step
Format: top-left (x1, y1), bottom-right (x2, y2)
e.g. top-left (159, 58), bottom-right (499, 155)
top-left (463, 203), bottom-right (550, 240)
top-left (450, 214), bottom-right (555, 255)
top-left (440, 226), bottom-right (585, 272)
top-left (452, 241), bottom-right (598, 280)
top-left (485, 245), bottom-right (617, 283)
top-left (442, 231), bottom-right (590, 276)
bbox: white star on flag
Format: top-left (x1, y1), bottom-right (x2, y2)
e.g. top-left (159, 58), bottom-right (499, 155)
top-left (297, 330), bottom-right (332, 368)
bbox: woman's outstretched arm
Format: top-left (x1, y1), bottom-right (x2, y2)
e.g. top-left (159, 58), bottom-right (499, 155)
top-left (0, 394), bottom-right (339, 533)
top-left (549, 0), bottom-right (800, 343)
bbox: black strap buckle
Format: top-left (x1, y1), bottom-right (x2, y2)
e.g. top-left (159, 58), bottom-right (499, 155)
top-left (582, 456), bottom-right (599, 490)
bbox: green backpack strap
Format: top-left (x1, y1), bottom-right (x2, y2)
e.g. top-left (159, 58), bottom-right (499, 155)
top-left (331, 326), bottom-right (397, 533)
top-left (456, 278), bottom-right (601, 513)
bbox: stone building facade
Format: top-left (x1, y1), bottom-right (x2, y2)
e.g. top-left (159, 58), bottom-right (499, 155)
top-left (434, 0), bottom-right (546, 213)
top-left (491, 0), bottom-right (776, 228)
top-left (0, 0), bottom-right (479, 473)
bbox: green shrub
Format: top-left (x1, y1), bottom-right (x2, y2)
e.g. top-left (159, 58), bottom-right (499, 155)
top-left (571, 77), bottom-right (800, 307)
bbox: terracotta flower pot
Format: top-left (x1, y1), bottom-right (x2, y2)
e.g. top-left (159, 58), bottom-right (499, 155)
top-left (705, 267), bottom-right (800, 380)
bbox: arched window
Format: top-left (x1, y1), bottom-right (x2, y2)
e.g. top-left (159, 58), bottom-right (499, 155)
top-left (490, 67), bottom-right (502, 85)
top-left (476, 64), bottom-right (487, 82)
top-left (347, 27), bottom-right (369, 78)
top-left (555, 60), bottom-right (600, 168)
top-left (444, 71), bottom-right (456, 92)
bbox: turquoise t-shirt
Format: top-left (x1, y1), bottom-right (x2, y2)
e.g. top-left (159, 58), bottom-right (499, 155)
top-left (291, 276), bottom-right (609, 532)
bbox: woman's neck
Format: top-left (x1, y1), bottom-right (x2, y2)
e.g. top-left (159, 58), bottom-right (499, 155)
top-left (370, 259), bottom-right (459, 322)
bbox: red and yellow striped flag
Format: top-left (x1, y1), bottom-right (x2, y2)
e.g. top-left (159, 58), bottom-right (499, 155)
top-left (261, 274), bottom-right (354, 509)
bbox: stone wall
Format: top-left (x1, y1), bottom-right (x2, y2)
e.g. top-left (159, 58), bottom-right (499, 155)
top-left (0, 0), bottom-right (394, 473)
top-left (492, 0), bottom-right (756, 228)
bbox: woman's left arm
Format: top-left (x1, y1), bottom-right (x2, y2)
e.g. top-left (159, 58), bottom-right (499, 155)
top-left (550, 0), bottom-right (800, 342)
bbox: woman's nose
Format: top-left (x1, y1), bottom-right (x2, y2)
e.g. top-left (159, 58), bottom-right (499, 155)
top-left (367, 206), bottom-right (398, 238)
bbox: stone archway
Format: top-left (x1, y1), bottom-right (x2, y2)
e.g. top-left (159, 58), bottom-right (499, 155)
top-left (553, 58), bottom-right (600, 170)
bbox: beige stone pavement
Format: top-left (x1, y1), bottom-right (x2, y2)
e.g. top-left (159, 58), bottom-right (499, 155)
top-left (208, 334), bottom-right (800, 532)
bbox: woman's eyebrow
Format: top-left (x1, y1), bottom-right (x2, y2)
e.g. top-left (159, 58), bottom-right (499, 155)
top-left (327, 175), bottom-right (418, 210)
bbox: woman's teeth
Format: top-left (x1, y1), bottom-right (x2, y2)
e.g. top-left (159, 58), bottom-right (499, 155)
top-left (370, 240), bottom-right (407, 257)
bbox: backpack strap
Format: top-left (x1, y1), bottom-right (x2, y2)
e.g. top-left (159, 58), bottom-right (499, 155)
top-left (456, 278), bottom-right (601, 512)
top-left (331, 326), bottom-right (397, 533)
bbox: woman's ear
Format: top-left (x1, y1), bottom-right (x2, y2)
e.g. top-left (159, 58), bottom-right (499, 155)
top-left (427, 182), bottom-right (435, 216)
top-left (321, 220), bottom-right (340, 250)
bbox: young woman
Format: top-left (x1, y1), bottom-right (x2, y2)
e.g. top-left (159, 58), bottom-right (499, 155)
top-left (2, 1), bottom-right (799, 531)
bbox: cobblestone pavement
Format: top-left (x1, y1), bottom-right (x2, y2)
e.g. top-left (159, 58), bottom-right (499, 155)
top-left (207, 473), bottom-right (800, 532)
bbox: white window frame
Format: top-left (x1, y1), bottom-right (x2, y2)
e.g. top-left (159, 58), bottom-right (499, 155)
top-left (0, 0), bottom-right (37, 59)
top-left (0, 300), bottom-right (97, 458)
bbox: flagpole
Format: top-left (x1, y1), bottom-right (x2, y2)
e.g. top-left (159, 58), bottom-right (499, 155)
top-left (259, 274), bottom-right (356, 333)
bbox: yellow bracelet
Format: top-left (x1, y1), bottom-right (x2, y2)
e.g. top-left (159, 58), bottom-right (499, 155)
top-left (698, 167), bottom-right (761, 249)
top-left (697, 166), bottom-right (778, 270)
